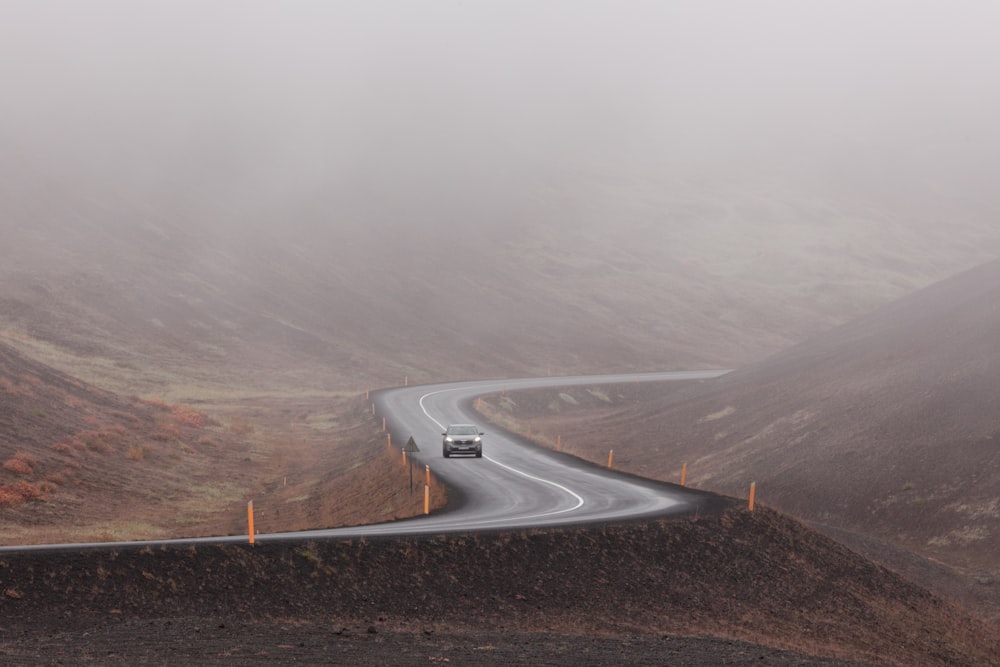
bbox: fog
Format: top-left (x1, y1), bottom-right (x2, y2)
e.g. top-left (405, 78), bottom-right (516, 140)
top-left (4, 0), bottom-right (1000, 238)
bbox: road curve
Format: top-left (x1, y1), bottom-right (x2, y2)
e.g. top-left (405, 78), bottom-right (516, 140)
top-left (0, 371), bottom-right (728, 553)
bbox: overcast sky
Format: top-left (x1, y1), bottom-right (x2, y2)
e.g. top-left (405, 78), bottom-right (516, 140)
top-left (3, 1), bottom-right (1000, 230)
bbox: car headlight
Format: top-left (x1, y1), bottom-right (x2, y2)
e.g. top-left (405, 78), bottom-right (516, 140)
top-left (474, 437), bottom-right (482, 443)
top-left (445, 437), bottom-right (453, 443)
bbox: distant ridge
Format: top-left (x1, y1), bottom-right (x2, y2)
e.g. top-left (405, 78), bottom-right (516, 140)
top-left (4, 153), bottom-right (999, 395)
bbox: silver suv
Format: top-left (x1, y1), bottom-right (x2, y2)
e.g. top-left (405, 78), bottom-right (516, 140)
top-left (442, 424), bottom-right (484, 458)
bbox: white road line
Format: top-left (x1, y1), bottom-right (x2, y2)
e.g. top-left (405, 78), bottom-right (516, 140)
top-left (417, 388), bottom-right (451, 430)
top-left (418, 388), bottom-right (586, 518)
top-left (482, 454), bottom-right (585, 518)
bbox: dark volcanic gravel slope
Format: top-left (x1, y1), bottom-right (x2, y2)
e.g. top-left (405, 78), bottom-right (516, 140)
top-left (0, 623), bottom-right (888, 666)
top-left (2, 509), bottom-right (997, 666)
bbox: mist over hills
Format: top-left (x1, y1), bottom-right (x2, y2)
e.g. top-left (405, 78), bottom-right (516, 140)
top-left (534, 257), bottom-right (1000, 572)
top-left (4, 1), bottom-right (1000, 395)
top-left (3, 148), bottom-right (999, 398)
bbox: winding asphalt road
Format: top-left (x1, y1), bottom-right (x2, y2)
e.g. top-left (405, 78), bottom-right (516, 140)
top-left (250, 371), bottom-right (729, 540)
top-left (0, 371), bottom-right (727, 552)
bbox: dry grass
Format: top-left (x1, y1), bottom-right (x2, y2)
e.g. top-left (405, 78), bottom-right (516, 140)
top-left (3, 454), bottom-right (34, 476)
top-left (170, 406), bottom-right (206, 428)
top-left (244, 397), bottom-right (447, 536)
top-left (0, 480), bottom-right (45, 508)
top-left (2, 383), bottom-right (447, 545)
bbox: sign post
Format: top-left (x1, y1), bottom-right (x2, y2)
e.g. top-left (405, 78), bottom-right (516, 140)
top-left (403, 436), bottom-right (421, 493)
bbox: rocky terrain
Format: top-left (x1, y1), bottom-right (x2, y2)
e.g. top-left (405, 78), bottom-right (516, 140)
top-left (3, 508), bottom-right (998, 666)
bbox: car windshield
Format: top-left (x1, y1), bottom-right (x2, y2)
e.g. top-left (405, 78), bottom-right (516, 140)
top-left (448, 425), bottom-right (479, 435)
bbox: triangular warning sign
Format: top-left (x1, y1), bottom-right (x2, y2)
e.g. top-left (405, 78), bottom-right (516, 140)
top-left (403, 436), bottom-right (420, 453)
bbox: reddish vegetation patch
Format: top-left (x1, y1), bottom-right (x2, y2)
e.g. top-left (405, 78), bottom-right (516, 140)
top-left (0, 480), bottom-right (44, 508)
top-left (169, 405), bottom-right (206, 428)
top-left (2, 453), bottom-right (34, 476)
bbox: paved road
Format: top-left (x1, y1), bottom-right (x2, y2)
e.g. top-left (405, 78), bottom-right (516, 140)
top-left (0, 371), bottom-right (728, 552)
top-left (378, 372), bottom-right (727, 527)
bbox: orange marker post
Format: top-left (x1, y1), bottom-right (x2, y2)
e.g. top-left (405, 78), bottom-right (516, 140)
top-left (556, 435), bottom-right (561, 452)
top-left (748, 482), bottom-right (757, 512)
top-left (425, 464), bottom-right (430, 486)
top-left (247, 501), bottom-right (255, 545)
top-left (424, 484), bottom-right (430, 514)
top-left (402, 450), bottom-right (407, 466)
top-left (387, 433), bottom-right (392, 448)
top-left (382, 417), bottom-right (386, 432)
top-left (607, 449), bottom-right (614, 468)
top-left (680, 463), bottom-right (687, 487)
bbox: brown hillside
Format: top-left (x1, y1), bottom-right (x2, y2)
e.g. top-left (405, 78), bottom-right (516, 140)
top-left (0, 340), bottom-right (256, 541)
top-left (0, 342), bottom-right (441, 545)
top-left (489, 258), bottom-right (1000, 578)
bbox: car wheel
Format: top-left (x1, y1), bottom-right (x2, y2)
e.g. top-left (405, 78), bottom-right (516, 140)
top-left (443, 448), bottom-right (450, 458)
top-left (475, 449), bottom-right (483, 458)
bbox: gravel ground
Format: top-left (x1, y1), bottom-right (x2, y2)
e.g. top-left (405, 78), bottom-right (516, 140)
top-left (1, 620), bottom-right (887, 666)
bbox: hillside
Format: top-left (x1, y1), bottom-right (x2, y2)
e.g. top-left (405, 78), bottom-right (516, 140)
top-left (0, 339), bottom-right (268, 543)
top-left (3, 151), bottom-right (1000, 399)
top-left (487, 258), bottom-right (1000, 584)
top-left (2, 509), bottom-right (998, 666)
top-left (0, 341), bottom-right (442, 545)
